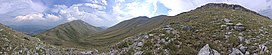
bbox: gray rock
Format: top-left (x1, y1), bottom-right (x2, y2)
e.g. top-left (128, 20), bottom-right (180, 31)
top-left (253, 53), bottom-right (258, 55)
top-left (259, 42), bottom-right (268, 54)
top-left (238, 44), bottom-right (247, 53)
top-left (183, 26), bottom-right (194, 31)
top-left (144, 35), bottom-right (149, 39)
top-left (224, 18), bottom-right (232, 23)
top-left (3, 38), bottom-right (10, 42)
top-left (229, 48), bottom-right (244, 55)
top-left (234, 23), bottom-right (246, 31)
top-left (198, 44), bottom-right (220, 55)
top-left (238, 36), bottom-right (245, 43)
top-left (244, 39), bottom-right (250, 44)
top-left (137, 42), bottom-right (143, 47)
top-left (226, 23), bottom-right (234, 26)
top-left (134, 51), bottom-right (143, 55)
top-left (245, 51), bottom-right (250, 55)
top-left (0, 29), bottom-right (4, 31)
top-left (148, 34), bottom-right (154, 36)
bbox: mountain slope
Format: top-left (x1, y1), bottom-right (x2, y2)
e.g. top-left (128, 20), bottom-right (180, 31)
top-left (0, 23), bottom-right (92, 55)
top-left (0, 23), bottom-right (54, 54)
top-left (104, 3), bottom-right (272, 55)
top-left (82, 16), bottom-right (167, 51)
top-left (35, 20), bottom-right (102, 47)
top-left (0, 24), bottom-right (41, 54)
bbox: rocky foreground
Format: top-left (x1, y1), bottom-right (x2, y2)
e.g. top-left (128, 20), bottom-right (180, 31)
top-left (104, 19), bottom-right (272, 55)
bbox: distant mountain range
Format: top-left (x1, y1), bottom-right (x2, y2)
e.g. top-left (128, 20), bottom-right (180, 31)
top-left (8, 24), bottom-right (53, 35)
top-left (1, 3), bottom-right (272, 55)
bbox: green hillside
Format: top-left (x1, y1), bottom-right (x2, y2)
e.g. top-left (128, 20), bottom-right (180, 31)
top-left (82, 16), bottom-right (167, 51)
top-left (107, 3), bottom-right (272, 55)
top-left (35, 20), bottom-right (102, 48)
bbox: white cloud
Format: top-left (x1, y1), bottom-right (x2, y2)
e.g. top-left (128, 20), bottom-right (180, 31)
top-left (158, 0), bottom-right (192, 16)
top-left (84, 3), bottom-right (106, 10)
top-left (15, 13), bottom-right (45, 22)
top-left (51, 5), bottom-right (68, 13)
top-left (85, 0), bottom-right (108, 5)
top-left (101, 0), bottom-right (108, 5)
top-left (46, 14), bottom-right (61, 21)
top-left (112, 0), bottom-right (158, 21)
top-left (55, 2), bottom-right (117, 27)
top-left (0, 0), bottom-right (46, 15)
top-left (15, 13), bottom-right (61, 22)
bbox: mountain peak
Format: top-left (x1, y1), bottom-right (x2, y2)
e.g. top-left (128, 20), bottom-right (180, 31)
top-left (199, 3), bottom-right (249, 11)
top-left (36, 19), bottom-right (103, 46)
top-left (192, 3), bottom-right (270, 19)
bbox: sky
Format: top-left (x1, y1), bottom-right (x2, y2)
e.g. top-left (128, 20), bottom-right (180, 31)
top-left (0, 0), bottom-right (272, 27)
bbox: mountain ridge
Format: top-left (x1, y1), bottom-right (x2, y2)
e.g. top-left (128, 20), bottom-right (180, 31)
top-left (35, 20), bottom-right (103, 48)
top-left (103, 3), bottom-right (272, 55)
top-left (177, 3), bottom-right (271, 19)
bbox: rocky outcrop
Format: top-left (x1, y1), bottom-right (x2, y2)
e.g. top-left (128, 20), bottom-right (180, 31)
top-left (221, 19), bottom-right (246, 31)
top-left (198, 44), bottom-right (220, 55)
top-left (229, 48), bottom-right (244, 55)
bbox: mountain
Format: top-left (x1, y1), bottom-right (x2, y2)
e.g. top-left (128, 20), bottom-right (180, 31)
top-left (0, 23), bottom-right (41, 54)
top-left (82, 16), bottom-right (167, 51)
top-left (8, 24), bottom-right (53, 35)
top-left (102, 3), bottom-right (272, 55)
top-left (0, 23), bottom-right (57, 54)
top-left (0, 23), bottom-right (93, 55)
top-left (35, 20), bottom-right (103, 48)
top-left (18, 3), bottom-right (272, 55)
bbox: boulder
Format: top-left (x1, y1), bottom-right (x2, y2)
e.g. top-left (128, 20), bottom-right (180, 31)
top-left (244, 39), bottom-right (250, 44)
top-left (137, 42), bottom-right (143, 47)
top-left (259, 42), bottom-right (268, 54)
top-left (234, 23), bottom-right (246, 31)
top-left (0, 29), bottom-right (3, 31)
top-left (238, 44), bottom-right (247, 53)
top-left (245, 51), bottom-right (250, 55)
top-left (198, 44), bottom-right (220, 55)
top-left (229, 48), bottom-right (244, 55)
top-left (183, 26), bottom-right (194, 31)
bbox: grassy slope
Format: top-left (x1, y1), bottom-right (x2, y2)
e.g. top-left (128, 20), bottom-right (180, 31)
top-left (35, 20), bottom-right (102, 48)
top-left (112, 3), bottom-right (272, 55)
top-left (0, 23), bottom-right (50, 54)
top-left (81, 16), bottom-right (167, 51)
